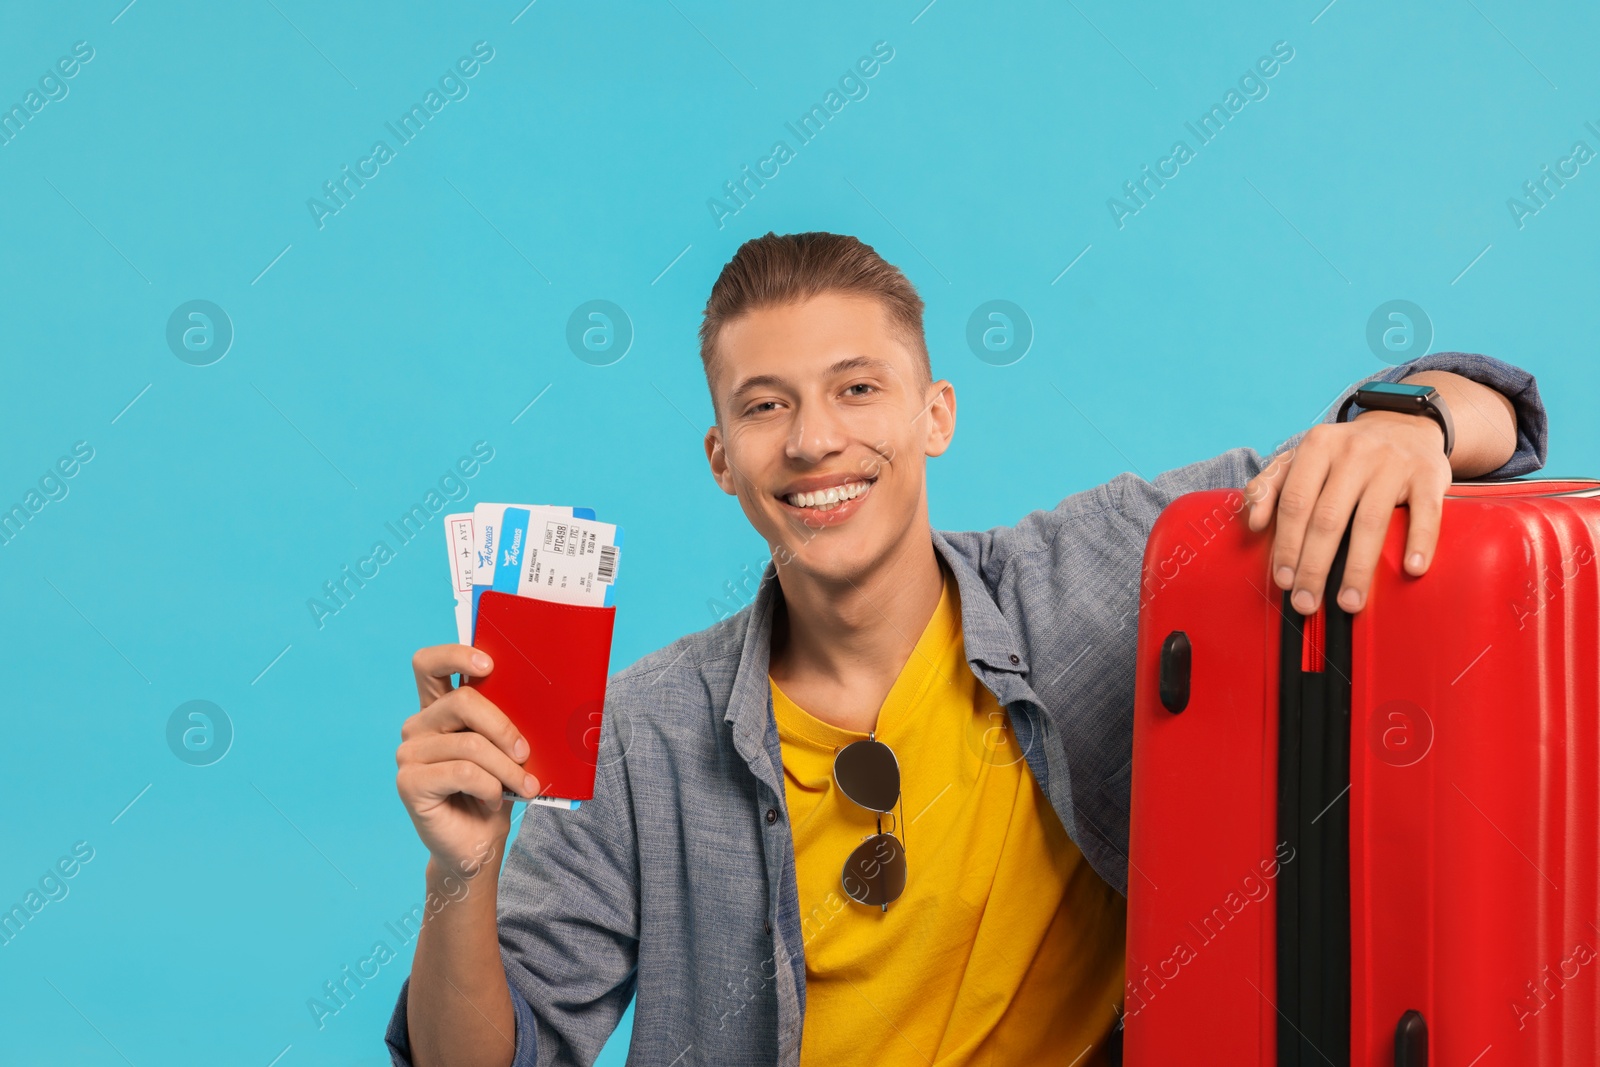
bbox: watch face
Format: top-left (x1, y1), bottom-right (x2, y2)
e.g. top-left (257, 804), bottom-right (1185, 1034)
top-left (1360, 381), bottom-right (1433, 399)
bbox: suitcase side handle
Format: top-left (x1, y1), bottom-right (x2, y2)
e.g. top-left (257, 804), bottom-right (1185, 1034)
top-left (1394, 1009), bottom-right (1428, 1067)
top-left (1158, 631), bottom-right (1191, 713)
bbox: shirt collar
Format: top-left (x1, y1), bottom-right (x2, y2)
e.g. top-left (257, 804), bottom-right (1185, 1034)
top-left (723, 531), bottom-right (1030, 763)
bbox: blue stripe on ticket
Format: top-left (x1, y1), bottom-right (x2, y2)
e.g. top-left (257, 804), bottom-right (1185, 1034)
top-left (493, 507), bottom-right (531, 595)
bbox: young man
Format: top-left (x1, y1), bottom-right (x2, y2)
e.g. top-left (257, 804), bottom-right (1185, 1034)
top-left (387, 233), bottom-right (1547, 1067)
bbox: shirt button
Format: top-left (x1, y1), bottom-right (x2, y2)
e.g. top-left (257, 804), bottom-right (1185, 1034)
top-left (1009, 653), bottom-right (1021, 666)
top-left (765, 807), bottom-right (779, 824)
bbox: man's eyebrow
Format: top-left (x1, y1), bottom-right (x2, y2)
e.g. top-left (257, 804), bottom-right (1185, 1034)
top-left (726, 372), bottom-right (787, 401)
top-left (726, 356), bottom-right (897, 402)
top-left (825, 355), bottom-right (895, 377)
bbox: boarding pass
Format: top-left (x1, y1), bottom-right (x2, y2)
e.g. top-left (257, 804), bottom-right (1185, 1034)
top-left (443, 501), bottom-right (623, 811)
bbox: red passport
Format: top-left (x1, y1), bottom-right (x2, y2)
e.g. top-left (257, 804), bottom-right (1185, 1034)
top-left (467, 590), bottom-right (617, 802)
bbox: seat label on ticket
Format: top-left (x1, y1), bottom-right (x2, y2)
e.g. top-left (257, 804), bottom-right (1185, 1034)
top-left (519, 517), bottom-right (621, 607)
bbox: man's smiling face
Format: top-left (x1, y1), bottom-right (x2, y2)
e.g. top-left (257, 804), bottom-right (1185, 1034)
top-left (703, 290), bottom-right (956, 585)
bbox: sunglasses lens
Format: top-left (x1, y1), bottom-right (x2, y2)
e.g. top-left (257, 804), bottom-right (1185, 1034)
top-left (833, 739), bottom-right (899, 812)
top-left (841, 833), bottom-right (907, 907)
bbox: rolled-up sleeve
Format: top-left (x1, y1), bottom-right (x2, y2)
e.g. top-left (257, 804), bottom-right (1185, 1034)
top-left (1272, 350), bottom-right (1547, 480)
top-left (385, 969), bottom-right (542, 1067)
top-left (384, 700), bottom-right (641, 1067)
top-left (996, 351), bottom-right (1548, 566)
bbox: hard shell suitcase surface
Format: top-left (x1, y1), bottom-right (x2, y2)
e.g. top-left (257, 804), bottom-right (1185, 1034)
top-left (1123, 479), bottom-right (1600, 1066)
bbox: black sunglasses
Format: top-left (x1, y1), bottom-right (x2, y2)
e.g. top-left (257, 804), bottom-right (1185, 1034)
top-left (833, 732), bottom-right (908, 911)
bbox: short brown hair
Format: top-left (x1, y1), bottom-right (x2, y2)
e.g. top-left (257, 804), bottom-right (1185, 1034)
top-left (698, 232), bottom-right (929, 417)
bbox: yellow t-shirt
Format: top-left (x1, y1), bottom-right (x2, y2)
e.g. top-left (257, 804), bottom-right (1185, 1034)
top-left (771, 568), bottom-right (1127, 1066)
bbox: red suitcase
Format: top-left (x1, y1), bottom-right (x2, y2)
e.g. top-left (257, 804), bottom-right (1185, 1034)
top-left (1123, 479), bottom-right (1600, 1066)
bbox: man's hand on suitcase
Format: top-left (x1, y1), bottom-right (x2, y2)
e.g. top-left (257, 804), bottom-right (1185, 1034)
top-left (1241, 369), bottom-right (1516, 614)
top-left (1243, 408), bottom-right (1453, 617)
top-left (1243, 368), bottom-right (1518, 615)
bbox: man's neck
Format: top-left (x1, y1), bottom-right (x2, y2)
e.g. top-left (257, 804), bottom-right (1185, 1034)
top-left (767, 527), bottom-right (947, 733)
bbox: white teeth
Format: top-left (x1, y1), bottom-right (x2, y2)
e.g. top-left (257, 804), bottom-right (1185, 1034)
top-left (784, 480), bottom-right (871, 510)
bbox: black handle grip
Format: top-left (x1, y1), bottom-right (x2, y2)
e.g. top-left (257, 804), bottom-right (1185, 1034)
top-left (1395, 1009), bottom-right (1427, 1067)
top-left (1158, 631), bottom-right (1191, 713)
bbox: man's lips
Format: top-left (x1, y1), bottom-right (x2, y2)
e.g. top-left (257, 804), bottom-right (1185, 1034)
top-left (775, 477), bottom-right (875, 528)
top-left (779, 476), bottom-right (874, 506)
top-left (777, 470), bottom-right (877, 497)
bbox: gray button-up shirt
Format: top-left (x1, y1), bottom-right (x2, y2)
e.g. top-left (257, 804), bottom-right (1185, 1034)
top-left (387, 352), bottom-right (1547, 1067)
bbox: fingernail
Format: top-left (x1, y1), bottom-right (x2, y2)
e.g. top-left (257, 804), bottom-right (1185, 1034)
top-left (1276, 567), bottom-right (1294, 589)
top-left (1338, 587), bottom-right (1360, 611)
top-left (522, 775), bottom-right (538, 798)
top-left (471, 653), bottom-right (491, 672)
top-left (513, 737), bottom-right (529, 762)
top-left (1292, 589), bottom-right (1315, 614)
top-left (1407, 552), bottom-right (1424, 572)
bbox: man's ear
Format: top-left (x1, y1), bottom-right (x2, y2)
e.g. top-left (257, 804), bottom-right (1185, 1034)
top-left (705, 424), bottom-right (739, 495)
top-left (922, 379), bottom-right (957, 458)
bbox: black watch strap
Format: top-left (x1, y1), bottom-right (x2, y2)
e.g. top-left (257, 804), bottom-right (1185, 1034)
top-left (1336, 384), bottom-right (1455, 459)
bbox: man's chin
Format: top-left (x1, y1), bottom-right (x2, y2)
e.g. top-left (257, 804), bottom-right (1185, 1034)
top-left (770, 530), bottom-right (883, 587)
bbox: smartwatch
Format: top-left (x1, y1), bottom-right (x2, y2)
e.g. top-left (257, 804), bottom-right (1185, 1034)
top-left (1336, 380), bottom-right (1455, 459)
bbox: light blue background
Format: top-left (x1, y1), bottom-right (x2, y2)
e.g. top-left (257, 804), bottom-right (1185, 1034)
top-left (2, 1), bottom-right (1595, 1063)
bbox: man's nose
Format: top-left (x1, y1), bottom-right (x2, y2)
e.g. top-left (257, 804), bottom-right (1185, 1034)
top-left (785, 398), bottom-right (847, 464)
